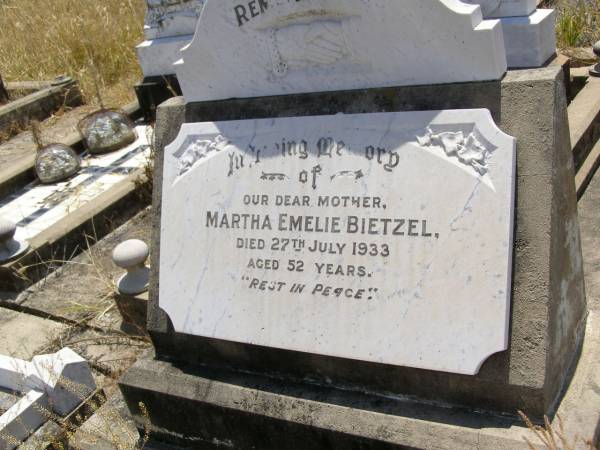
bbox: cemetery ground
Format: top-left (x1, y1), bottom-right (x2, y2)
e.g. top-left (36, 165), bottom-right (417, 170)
top-left (1, 79), bottom-right (599, 447)
top-left (0, 0), bottom-right (599, 449)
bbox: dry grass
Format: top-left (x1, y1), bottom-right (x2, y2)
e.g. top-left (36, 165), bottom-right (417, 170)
top-left (550, 0), bottom-right (600, 48)
top-left (519, 411), bottom-right (597, 450)
top-left (0, 0), bottom-right (146, 108)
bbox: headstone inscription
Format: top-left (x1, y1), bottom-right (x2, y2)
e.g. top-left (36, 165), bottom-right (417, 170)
top-left (160, 110), bottom-right (516, 375)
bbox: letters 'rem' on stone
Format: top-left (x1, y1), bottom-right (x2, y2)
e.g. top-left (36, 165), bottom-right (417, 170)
top-left (234, 0), bottom-right (269, 26)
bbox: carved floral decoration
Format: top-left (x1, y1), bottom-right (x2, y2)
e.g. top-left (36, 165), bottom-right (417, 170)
top-left (177, 134), bottom-right (229, 176)
top-left (416, 128), bottom-right (491, 175)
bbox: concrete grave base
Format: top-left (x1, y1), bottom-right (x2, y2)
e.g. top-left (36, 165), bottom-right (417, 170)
top-left (121, 308), bottom-right (600, 450)
top-left (119, 63), bottom-right (590, 448)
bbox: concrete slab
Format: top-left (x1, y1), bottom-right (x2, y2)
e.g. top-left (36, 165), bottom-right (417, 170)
top-left (0, 101), bottom-right (140, 199)
top-left (59, 329), bottom-right (151, 378)
top-left (0, 127), bottom-right (150, 244)
top-left (569, 76), bottom-right (600, 170)
top-left (578, 145), bottom-right (600, 314)
top-left (0, 78), bottom-right (83, 138)
top-left (9, 208), bottom-right (152, 332)
top-left (0, 388), bottom-right (18, 415)
top-left (576, 138), bottom-right (600, 198)
top-left (19, 420), bottom-right (67, 450)
top-left (555, 137), bottom-right (600, 447)
top-left (122, 308), bottom-right (600, 449)
top-left (69, 389), bottom-right (139, 450)
top-left (0, 142), bottom-right (151, 292)
top-left (0, 106), bottom-right (95, 170)
top-left (0, 309), bottom-right (66, 360)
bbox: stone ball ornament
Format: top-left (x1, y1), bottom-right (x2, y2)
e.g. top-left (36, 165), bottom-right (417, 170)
top-left (0, 217), bottom-right (29, 263)
top-left (35, 143), bottom-right (81, 184)
top-left (112, 239), bottom-right (150, 295)
top-left (78, 109), bottom-right (137, 155)
top-left (590, 41), bottom-right (600, 77)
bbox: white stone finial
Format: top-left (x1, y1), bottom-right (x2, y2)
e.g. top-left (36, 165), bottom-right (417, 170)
top-left (0, 217), bottom-right (29, 263)
top-left (112, 239), bottom-right (151, 295)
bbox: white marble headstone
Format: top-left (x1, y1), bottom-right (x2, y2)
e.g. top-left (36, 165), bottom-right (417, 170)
top-left (175, 0), bottom-right (508, 102)
top-left (159, 110), bottom-right (516, 375)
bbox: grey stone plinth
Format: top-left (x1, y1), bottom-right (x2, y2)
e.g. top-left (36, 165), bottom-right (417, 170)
top-left (146, 64), bottom-right (585, 416)
top-left (120, 311), bottom-right (600, 450)
top-left (123, 64), bottom-right (588, 447)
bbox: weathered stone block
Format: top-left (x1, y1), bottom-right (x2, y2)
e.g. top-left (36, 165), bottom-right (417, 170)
top-left (501, 9), bottom-right (557, 68)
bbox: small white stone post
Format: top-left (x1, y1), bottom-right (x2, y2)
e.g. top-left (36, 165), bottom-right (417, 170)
top-left (112, 239), bottom-right (151, 295)
top-left (0, 217), bottom-right (29, 263)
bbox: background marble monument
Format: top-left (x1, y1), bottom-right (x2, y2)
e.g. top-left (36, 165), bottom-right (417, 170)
top-left (136, 0), bottom-right (204, 78)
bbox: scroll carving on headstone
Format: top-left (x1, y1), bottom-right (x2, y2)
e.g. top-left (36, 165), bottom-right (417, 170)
top-left (416, 127), bottom-right (494, 175)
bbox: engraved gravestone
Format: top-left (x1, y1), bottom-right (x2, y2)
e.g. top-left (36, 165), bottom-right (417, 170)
top-left (120, 0), bottom-right (589, 446)
top-left (160, 109), bottom-right (516, 375)
top-left (174, 0), bottom-right (508, 101)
